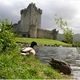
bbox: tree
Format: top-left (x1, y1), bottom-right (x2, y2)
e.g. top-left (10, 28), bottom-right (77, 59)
top-left (55, 17), bottom-right (73, 44)
top-left (0, 20), bottom-right (16, 52)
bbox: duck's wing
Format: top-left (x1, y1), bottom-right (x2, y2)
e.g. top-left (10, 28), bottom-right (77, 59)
top-left (21, 47), bottom-right (36, 55)
top-left (29, 49), bottom-right (36, 55)
top-left (21, 47), bottom-right (32, 52)
top-left (21, 47), bottom-right (33, 55)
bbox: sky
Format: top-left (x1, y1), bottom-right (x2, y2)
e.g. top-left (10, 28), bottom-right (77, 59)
top-left (0, 0), bottom-right (80, 34)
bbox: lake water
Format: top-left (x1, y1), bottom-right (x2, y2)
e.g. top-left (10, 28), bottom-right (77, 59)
top-left (35, 46), bottom-right (80, 79)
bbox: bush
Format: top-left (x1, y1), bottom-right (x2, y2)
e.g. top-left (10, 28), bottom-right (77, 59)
top-left (72, 43), bottom-right (80, 47)
top-left (0, 20), bottom-right (16, 52)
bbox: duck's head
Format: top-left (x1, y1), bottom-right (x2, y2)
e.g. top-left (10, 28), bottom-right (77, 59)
top-left (30, 41), bottom-right (37, 48)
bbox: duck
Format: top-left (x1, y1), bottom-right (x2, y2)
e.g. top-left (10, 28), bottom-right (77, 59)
top-left (21, 41), bottom-right (37, 56)
top-left (49, 58), bottom-right (71, 75)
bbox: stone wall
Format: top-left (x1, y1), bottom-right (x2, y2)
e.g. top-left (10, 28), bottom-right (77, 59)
top-left (13, 20), bottom-right (21, 33)
top-left (20, 8), bottom-right (31, 33)
top-left (29, 25), bottom-right (37, 38)
top-left (37, 29), bottom-right (58, 39)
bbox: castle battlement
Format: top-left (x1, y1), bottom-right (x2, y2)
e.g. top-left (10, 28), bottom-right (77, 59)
top-left (20, 8), bottom-right (27, 15)
top-left (20, 3), bottom-right (42, 15)
top-left (38, 8), bottom-right (42, 14)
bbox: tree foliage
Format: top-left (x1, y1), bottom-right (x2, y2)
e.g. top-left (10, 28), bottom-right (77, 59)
top-left (55, 17), bottom-right (73, 44)
top-left (0, 20), bottom-right (16, 52)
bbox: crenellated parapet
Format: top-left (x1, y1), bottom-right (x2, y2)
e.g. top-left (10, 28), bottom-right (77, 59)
top-left (20, 3), bottom-right (42, 15)
top-left (38, 8), bottom-right (42, 14)
top-left (20, 8), bottom-right (27, 15)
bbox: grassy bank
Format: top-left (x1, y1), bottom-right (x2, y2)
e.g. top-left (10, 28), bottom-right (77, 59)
top-left (0, 48), bottom-right (72, 79)
top-left (0, 20), bottom-right (72, 79)
top-left (15, 37), bottom-right (72, 47)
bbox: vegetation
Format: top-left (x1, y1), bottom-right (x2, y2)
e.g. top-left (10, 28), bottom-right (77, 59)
top-left (0, 20), bottom-right (16, 52)
top-left (72, 43), bottom-right (80, 47)
top-left (15, 37), bottom-right (72, 47)
top-left (0, 20), bottom-right (72, 79)
top-left (55, 17), bottom-right (74, 44)
top-left (0, 48), bottom-right (69, 79)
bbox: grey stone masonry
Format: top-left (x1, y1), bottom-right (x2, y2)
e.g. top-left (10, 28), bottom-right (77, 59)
top-left (13, 3), bottom-right (58, 39)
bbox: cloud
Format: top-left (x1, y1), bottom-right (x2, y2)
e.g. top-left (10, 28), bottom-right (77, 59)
top-left (40, 0), bottom-right (77, 30)
top-left (0, 0), bottom-right (27, 22)
top-left (0, 0), bottom-right (80, 33)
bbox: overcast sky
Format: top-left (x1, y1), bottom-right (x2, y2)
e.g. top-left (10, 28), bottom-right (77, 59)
top-left (0, 0), bottom-right (80, 34)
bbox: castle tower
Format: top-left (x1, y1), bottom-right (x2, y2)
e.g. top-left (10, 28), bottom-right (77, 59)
top-left (20, 3), bottom-right (42, 37)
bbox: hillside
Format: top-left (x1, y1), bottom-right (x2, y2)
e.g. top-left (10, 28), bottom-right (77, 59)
top-left (57, 33), bottom-right (80, 43)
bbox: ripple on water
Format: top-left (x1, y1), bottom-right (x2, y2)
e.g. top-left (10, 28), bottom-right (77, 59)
top-left (72, 70), bottom-right (80, 80)
top-left (35, 46), bottom-right (80, 79)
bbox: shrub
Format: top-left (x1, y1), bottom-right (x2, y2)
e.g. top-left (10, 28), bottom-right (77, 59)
top-left (0, 20), bottom-right (16, 52)
top-left (72, 43), bottom-right (80, 47)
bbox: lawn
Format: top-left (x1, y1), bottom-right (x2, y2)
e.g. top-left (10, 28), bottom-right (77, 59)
top-left (15, 37), bottom-right (72, 47)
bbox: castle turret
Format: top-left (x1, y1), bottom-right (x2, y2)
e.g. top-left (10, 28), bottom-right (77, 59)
top-left (19, 3), bottom-right (42, 37)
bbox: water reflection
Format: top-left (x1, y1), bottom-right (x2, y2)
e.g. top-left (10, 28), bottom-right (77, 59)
top-left (36, 46), bottom-right (79, 64)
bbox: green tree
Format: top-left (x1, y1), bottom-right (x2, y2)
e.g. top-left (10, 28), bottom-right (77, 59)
top-left (0, 20), bottom-right (16, 52)
top-left (55, 17), bottom-right (73, 44)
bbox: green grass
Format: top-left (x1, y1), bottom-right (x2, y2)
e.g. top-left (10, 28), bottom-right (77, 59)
top-left (0, 48), bottom-right (72, 79)
top-left (15, 37), bottom-right (72, 47)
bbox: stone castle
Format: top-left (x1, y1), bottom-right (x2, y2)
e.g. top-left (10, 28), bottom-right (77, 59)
top-left (13, 3), bottom-right (58, 39)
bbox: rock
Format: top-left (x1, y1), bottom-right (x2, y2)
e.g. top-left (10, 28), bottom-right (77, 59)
top-left (49, 58), bottom-right (71, 75)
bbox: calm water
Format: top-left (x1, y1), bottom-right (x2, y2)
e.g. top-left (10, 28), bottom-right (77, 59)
top-left (35, 46), bottom-right (80, 79)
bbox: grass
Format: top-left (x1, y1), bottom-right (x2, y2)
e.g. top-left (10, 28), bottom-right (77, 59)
top-left (0, 48), bottom-right (72, 79)
top-left (15, 37), bottom-right (72, 47)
